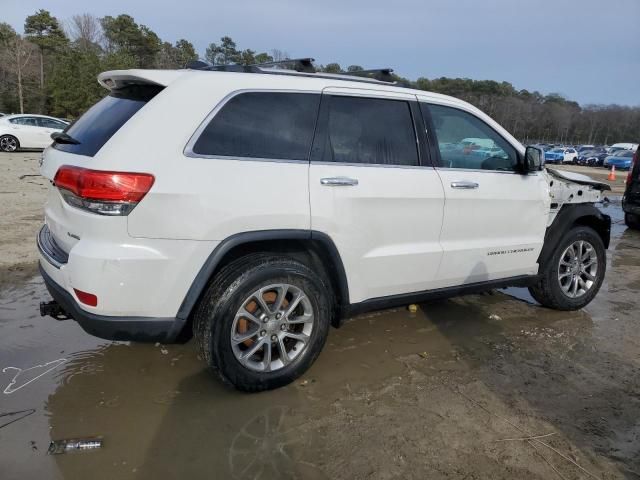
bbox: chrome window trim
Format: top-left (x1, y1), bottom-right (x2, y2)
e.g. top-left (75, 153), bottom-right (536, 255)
top-left (183, 89), bottom-right (320, 161)
top-left (311, 160), bottom-right (434, 170)
top-left (436, 167), bottom-right (539, 176)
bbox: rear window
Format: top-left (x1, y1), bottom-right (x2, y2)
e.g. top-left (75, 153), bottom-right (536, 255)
top-left (191, 92), bottom-right (320, 160)
top-left (53, 84), bottom-right (163, 157)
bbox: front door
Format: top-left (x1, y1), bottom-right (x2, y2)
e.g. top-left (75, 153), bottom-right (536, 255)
top-left (420, 101), bottom-right (549, 286)
top-left (309, 88), bottom-right (445, 303)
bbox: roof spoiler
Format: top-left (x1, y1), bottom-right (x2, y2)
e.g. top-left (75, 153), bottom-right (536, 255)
top-left (97, 70), bottom-right (186, 90)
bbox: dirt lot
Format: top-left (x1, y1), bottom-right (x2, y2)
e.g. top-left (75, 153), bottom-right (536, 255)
top-left (0, 152), bottom-right (638, 479)
top-left (0, 151), bottom-right (47, 284)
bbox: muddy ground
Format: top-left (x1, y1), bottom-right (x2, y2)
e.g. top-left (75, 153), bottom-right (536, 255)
top-left (0, 152), bottom-right (638, 479)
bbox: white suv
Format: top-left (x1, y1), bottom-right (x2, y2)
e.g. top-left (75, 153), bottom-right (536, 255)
top-left (38, 63), bottom-right (611, 391)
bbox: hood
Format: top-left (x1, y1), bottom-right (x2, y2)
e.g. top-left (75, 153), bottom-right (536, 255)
top-left (545, 168), bottom-right (611, 191)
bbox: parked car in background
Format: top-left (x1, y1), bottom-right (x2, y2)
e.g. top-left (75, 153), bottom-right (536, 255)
top-left (622, 148), bottom-right (640, 229)
top-left (604, 150), bottom-right (635, 169)
top-left (0, 114), bottom-right (69, 152)
top-left (545, 147), bottom-right (577, 164)
top-left (0, 112), bottom-right (6, 117)
top-left (609, 142), bottom-right (639, 153)
top-left (576, 147), bottom-right (607, 166)
top-left (544, 148), bottom-right (565, 164)
top-left (578, 145), bottom-right (595, 153)
top-left (562, 148), bottom-right (578, 163)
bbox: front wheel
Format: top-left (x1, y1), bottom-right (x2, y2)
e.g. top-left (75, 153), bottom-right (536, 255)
top-left (529, 226), bottom-right (606, 310)
top-left (193, 254), bottom-right (331, 392)
top-left (0, 135), bottom-right (19, 152)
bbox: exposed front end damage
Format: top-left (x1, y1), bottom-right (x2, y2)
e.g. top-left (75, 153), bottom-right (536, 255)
top-left (544, 168), bottom-right (611, 226)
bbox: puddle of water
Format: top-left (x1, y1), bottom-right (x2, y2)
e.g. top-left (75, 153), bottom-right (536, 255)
top-left (0, 201), bottom-right (638, 479)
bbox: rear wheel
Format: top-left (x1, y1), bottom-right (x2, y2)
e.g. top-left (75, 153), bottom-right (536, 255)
top-left (0, 135), bottom-right (19, 152)
top-left (529, 226), bottom-right (606, 310)
top-left (193, 254), bottom-right (331, 392)
top-left (625, 213), bottom-right (640, 230)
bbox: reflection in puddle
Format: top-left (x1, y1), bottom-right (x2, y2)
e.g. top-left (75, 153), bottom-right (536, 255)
top-left (229, 406), bottom-right (320, 480)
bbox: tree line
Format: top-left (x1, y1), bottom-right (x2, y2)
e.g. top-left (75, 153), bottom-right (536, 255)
top-left (1, 9), bottom-right (638, 145)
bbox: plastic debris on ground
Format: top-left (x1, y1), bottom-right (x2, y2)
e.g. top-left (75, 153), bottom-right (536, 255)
top-left (47, 437), bottom-right (103, 455)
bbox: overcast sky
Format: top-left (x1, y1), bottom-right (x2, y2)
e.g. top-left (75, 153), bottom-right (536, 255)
top-left (3, 0), bottom-right (639, 106)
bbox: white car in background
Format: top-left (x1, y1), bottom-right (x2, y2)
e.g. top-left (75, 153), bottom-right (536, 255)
top-left (561, 148), bottom-right (578, 163)
top-left (608, 142), bottom-right (639, 153)
top-left (0, 114), bottom-right (69, 152)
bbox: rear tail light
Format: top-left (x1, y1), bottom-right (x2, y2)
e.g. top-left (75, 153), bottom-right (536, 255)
top-left (54, 166), bottom-right (154, 216)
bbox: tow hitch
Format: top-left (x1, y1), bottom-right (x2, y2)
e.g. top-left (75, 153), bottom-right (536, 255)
top-left (40, 301), bottom-right (71, 321)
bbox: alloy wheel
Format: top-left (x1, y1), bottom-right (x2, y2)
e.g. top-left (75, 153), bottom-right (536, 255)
top-left (0, 136), bottom-right (17, 152)
top-left (230, 283), bottom-right (314, 372)
top-left (558, 240), bottom-right (598, 298)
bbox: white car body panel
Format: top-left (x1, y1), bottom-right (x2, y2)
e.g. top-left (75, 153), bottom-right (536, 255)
top-left (309, 162), bottom-right (446, 302)
top-left (434, 169), bottom-right (549, 285)
top-left (40, 147), bottom-right (217, 317)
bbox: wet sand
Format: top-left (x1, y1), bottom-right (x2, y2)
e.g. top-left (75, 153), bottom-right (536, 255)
top-left (0, 153), bottom-right (638, 479)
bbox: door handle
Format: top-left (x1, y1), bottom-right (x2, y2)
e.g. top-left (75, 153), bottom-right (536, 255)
top-left (320, 177), bottom-right (359, 186)
top-left (450, 181), bottom-right (479, 189)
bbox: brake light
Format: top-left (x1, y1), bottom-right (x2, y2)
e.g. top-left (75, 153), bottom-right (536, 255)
top-left (54, 166), bottom-right (154, 215)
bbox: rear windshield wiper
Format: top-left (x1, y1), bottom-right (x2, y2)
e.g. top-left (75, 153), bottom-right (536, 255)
top-left (51, 132), bottom-right (81, 145)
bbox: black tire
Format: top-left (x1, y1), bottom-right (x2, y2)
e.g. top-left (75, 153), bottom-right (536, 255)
top-left (625, 213), bottom-right (640, 230)
top-left (193, 254), bottom-right (331, 392)
top-left (529, 226), bottom-right (606, 310)
top-left (0, 135), bottom-right (19, 152)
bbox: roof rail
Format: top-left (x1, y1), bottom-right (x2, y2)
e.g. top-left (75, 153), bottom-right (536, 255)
top-left (344, 68), bottom-right (395, 83)
top-left (252, 58), bottom-right (316, 73)
top-left (184, 59), bottom-right (400, 87)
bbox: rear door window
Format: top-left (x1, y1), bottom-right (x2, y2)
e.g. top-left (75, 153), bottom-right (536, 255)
top-left (38, 118), bottom-right (67, 129)
top-left (53, 84), bottom-right (163, 157)
top-left (316, 95), bottom-right (419, 166)
top-left (192, 92), bottom-right (320, 161)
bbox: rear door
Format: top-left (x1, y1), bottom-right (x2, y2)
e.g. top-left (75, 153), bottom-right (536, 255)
top-left (309, 88), bottom-right (445, 303)
top-left (36, 117), bottom-right (66, 148)
top-left (421, 102), bottom-right (549, 286)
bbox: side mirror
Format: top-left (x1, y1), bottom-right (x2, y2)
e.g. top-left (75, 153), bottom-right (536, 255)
top-left (523, 146), bottom-right (544, 173)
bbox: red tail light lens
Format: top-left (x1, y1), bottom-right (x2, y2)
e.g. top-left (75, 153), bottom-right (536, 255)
top-left (54, 166), bottom-right (154, 215)
top-left (74, 288), bottom-right (98, 307)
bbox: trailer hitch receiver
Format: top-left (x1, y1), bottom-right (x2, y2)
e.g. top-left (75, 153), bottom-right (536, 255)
top-left (40, 301), bottom-right (71, 320)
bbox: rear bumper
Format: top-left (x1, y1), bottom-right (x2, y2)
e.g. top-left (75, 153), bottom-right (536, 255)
top-left (40, 263), bottom-right (182, 342)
